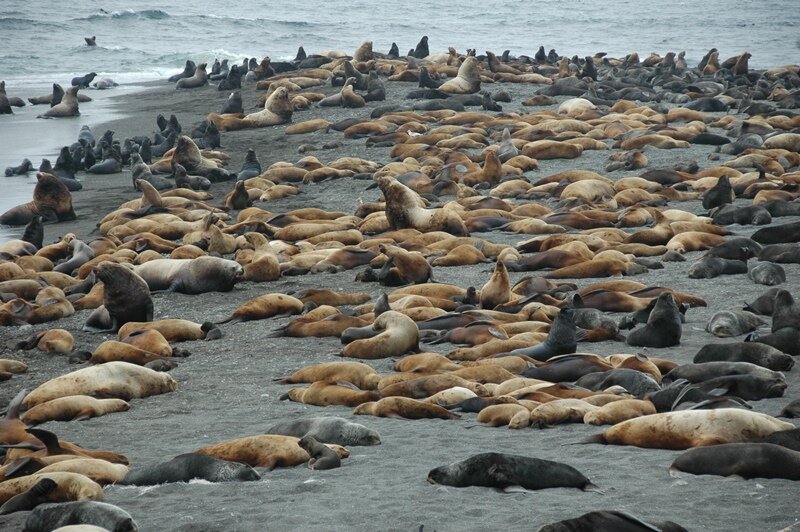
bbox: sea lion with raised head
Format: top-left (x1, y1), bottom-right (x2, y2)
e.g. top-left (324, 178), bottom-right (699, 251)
top-left (626, 293), bottom-right (682, 347)
top-left (0, 172), bottom-right (76, 226)
top-left (265, 417), bottom-right (381, 446)
top-left (439, 56), bottom-right (482, 94)
top-left (505, 308), bottom-right (577, 362)
top-left (298, 436), bottom-right (341, 470)
top-left (175, 63), bottom-right (208, 89)
top-left (374, 175), bottom-right (469, 236)
top-left (84, 262), bottom-right (152, 332)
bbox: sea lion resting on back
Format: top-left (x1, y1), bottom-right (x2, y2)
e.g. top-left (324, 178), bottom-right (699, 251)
top-left (374, 175), bottom-right (468, 235)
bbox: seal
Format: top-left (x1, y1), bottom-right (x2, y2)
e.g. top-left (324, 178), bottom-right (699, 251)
top-left (169, 60), bottom-right (197, 82)
top-left (117, 319), bottom-right (222, 342)
top-left (626, 293), bottom-right (682, 347)
top-left (120, 453), bottom-right (260, 485)
top-left (22, 361), bottom-right (177, 407)
top-left (669, 443), bottom-right (800, 480)
top-left (298, 436), bottom-right (341, 470)
top-left (538, 511), bottom-right (687, 532)
top-left (264, 416), bottom-right (381, 446)
top-left (175, 63), bottom-right (208, 89)
top-left (195, 434), bottom-right (349, 469)
top-left (84, 262), bottom-right (152, 333)
top-left (38, 86), bottom-right (80, 119)
top-left (427, 453), bottom-right (597, 492)
top-left (134, 256), bottom-right (243, 294)
top-left (353, 397), bottom-right (460, 419)
top-left (582, 409), bottom-right (795, 449)
top-left (23, 501), bottom-right (137, 532)
top-left (274, 361), bottom-right (380, 390)
top-left (583, 399), bottom-right (657, 425)
top-left (748, 261), bottom-right (786, 286)
top-left (281, 381), bottom-right (380, 407)
top-left (0, 478), bottom-right (57, 515)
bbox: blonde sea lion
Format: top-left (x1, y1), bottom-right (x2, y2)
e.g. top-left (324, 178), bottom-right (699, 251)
top-left (218, 293), bottom-right (303, 324)
top-left (208, 87), bottom-right (293, 131)
top-left (353, 397), bottom-right (460, 420)
top-left (275, 361), bottom-right (380, 390)
top-left (15, 329), bottom-right (74, 354)
top-left (0, 472), bottom-right (103, 505)
top-left (374, 175), bottom-right (469, 236)
top-left (196, 435), bottom-right (349, 469)
top-left (583, 409), bottom-right (795, 449)
top-left (281, 381), bottom-right (380, 407)
top-left (21, 396), bottom-right (130, 425)
top-left (480, 260), bottom-right (511, 309)
top-left (37, 86), bottom-right (80, 119)
top-left (582, 399), bottom-right (657, 425)
top-left (477, 404), bottom-right (531, 428)
top-left (378, 373), bottom-right (489, 399)
top-left (340, 310), bottom-right (419, 359)
top-left (34, 458), bottom-right (129, 485)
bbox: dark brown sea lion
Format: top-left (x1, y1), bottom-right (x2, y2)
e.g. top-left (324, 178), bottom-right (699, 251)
top-left (83, 262), bottom-right (152, 332)
top-left (0, 173), bottom-right (76, 226)
top-left (670, 443), bottom-right (800, 480)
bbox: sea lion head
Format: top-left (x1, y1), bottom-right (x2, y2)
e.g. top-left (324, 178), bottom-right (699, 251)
top-left (265, 87), bottom-right (293, 120)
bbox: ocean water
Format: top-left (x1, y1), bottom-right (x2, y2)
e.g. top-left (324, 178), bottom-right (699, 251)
top-left (1, 0), bottom-right (799, 241)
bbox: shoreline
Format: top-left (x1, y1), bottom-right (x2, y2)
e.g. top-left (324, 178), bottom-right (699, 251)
top-left (0, 59), bottom-right (799, 532)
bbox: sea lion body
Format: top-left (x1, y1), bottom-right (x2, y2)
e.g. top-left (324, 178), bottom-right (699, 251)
top-left (21, 396), bottom-right (130, 425)
top-left (626, 293), bottom-right (682, 347)
top-left (22, 501), bottom-right (137, 532)
top-left (265, 416), bottom-right (381, 446)
top-left (670, 443), bottom-right (800, 480)
top-left (175, 63), bottom-right (208, 89)
top-left (0, 472), bottom-right (103, 505)
top-left (134, 257), bottom-right (243, 294)
top-left (353, 397), bottom-right (460, 420)
top-left (196, 434), bottom-right (348, 469)
top-left (85, 262), bottom-right (152, 332)
top-left (298, 435), bottom-right (341, 470)
top-left (121, 453), bottom-right (260, 485)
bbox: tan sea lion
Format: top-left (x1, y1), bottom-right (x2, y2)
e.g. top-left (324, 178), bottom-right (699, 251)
top-left (37, 86), bottom-right (80, 118)
top-left (275, 361), bottom-right (380, 390)
top-left (196, 435), bottom-right (349, 469)
top-left (175, 63), bottom-right (208, 89)
top-left (0, 472), bottom-right (103, 505)
top-left (374, 175), bottom-right (469, 235)
top-left (477, 404), bottom-right (532, 428)
top-left (583, 399), bottom-right (657, 425)
top-left (117, 319), bottom-right (220, 342)
top-left (480, 261), bottom-right (510, 309)
top-left (208, 87), bottom-right (293, 131)
top-left (15, 329), bottom-right (74, 354)
top-left (353, 397), bottom-right (461, 419)
top-left (281, 381), bottom-right (380, 407)
top-left (438, 56), bottom-right (481, 94)
top-left (0, 172), bottom-right (76, 226)
top-left (340, 311), bottom-right (419, 359)
top-left (21, 396), bottom-right (131, 425)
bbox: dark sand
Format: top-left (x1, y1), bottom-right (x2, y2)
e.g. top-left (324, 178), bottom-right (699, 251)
top-left (1, 74), bottom-right (799, 531)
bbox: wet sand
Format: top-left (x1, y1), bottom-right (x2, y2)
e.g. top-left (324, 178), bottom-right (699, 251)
top-left (0, 74), bottom-right (798, 531)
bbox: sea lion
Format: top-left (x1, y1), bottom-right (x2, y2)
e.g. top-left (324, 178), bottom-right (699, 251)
top-left (0, 172), bottom-right (76, 226)
top-left (195, 434), bottom-right (348, 469)
top-left (583, 399), bottom-right (657, 425)
top-left (21, 396), bottom-right (130, 425)
top-left (0, 472), bottom-right (103, 506)
top-left (84, 262), bottom-right (152, 333)
top-left (701, 175), bottom-right (735, 209)
top-left (340, 311), bottom-right (419, 359)
top-left (480, 261), bottom-right (511, 309)
top-left (218, 293), bottom-right (303, 324)
top-left (134, 257), bottom-right (243, 294)
top-left (175, 63), bottom-right (208, 89)
top-left (705, 310), bottom-right (766, 337)
top-left (476, 404), bottom-right (532, 428)
top-left (169, 60), bottom-right (197, 82)
top-left (208, 87), bottom-right (293, 131)
top-left (694, 342), bottom-right (794, 371)
top-left (264, 417), bottom-right (381, 446)
top-left (38, 86), bottom-right (80, 118)
top-left (120, 453), bottom-right (260, 485)
top-left (23, 362), bottom-right (177, 407)
top-left (117, 319), bottom-right (221, 342)
top-left (374, 175), bottom-right (469, 236)
top-left (626, 293), bottom-right (682, 347)
top-left (353, 397), bottom-right (460, 420)
top-left (427, 453), bottom-right (597, 492)
top-left (670, 443), bottom-right (800, 480)
top-left (281, 381), bottom-right (380, 407)
top-left (506, 308), bottom-right (577, 361)
top-left (748, 261), bottom-right (786, 286)
top-left (687, 255), bottom-right (747, 278)
top-left (0, 478), bottom-right (57, 515)
top-left (15, 329), bottom-right (74, 354)
top-left (298, 435), bottom-right (341, 470)
top-left (439, 56), bottom-right (482, 94)
top-left (274, 361), bottom-right (380, 390)
top-left (582, 409), bottom-right (794, 449)
top-left (575, 369), bottom-right (660, 399)
top-left (538, 511), bottom-right (687, 532)
top-left (22, 501), bottom-right (137, 532)
top-left (771, 290), bottom-right (800, 331)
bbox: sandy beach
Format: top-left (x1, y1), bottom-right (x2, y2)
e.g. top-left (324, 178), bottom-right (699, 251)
top-left (0, 66), bottom-right (799, 532)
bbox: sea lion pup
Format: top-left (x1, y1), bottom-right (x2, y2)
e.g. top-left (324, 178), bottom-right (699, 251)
top-left (37, 86), bottom-right (80, 118)
top-left (134, 256), bottom-right (243, 294)
top-left (582, 409), bottom-right (795, 449)
top-left (669, 443), bottom-right (800, 480)
top-left (427, 453), bottom-right (597, 492)
top-left (208, 87), bottom-right (293, 131)
top-left (120, 453), bottom-right (260, 485)
top-left (195, 434), bottom-right (349, 469)
top-left (583, 399), bottom-right (657, 425)
top-left (23, 501), bottom-right (137, 532)
top-left (173, 162), bottom-right (211, 190)
top-left (275, 361), bottom-right (380, 390)
top-left (0, 472), bottom-right (103, 506)
top-left (21, 396), bottom-right (130, 425)
top-left (117, 319), bottom-right (221, 342)
top-left (22, 361), bottom-right (177, 407)
top-left (340, 310), bottom-right (419, 359)
top-left (702, 175), bottom-right (735, 209)
top-left (375, 244), bottom-right (433, 286)
top-left (626, 293), bottom-right (682, 348)
top-left (0, 478), bottom-right (57, 515)
top-left (220, 90), bottom-right (243, 114)
top-left (83, 262), bottom-right (152, 333)
top-left (0, 172), bottom-right (76, 226)
top-left (175, 62), bottom-right (208, 89)
top-left (15, 329), bottom-right (74, 354)
top-left (504, 308), bottom-right (577, 362)
top-left (298, 436), bottom-right (341, 470)
top-left (538, 511), bottom-right (687, 532)
top-left (705, 310), bottom-right (766, 337)
top-left (438, 56), bottom-right (482, 94)
top-left (353, 397), bottom-right (460, 420)
top-left (374, 175), bottom-right (469, 236)
top-left (748, 261), bottom-right (785, 286)
top-left (480, 261), bottom-right (510, 309)
top-left (694, 342), bottom-right (794, 372)
top-left (265, 417), bottom-right (381, 446)
top-left (218, 293), bottom-right (303, 324)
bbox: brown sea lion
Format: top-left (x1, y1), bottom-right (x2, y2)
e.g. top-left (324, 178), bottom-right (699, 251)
top-left (175, 63), bottom-right (208, 89)
top-left (0, 172), bottom-right (76, 226)
top-left (583, 399), bottom-right (657, 425)
top-left (196, 434), bottom-right (349, 469)
top-left (298, 436), bottom-right (341, 470)
top-left (374, 175), bottom-right (469, 235)
top-left (218, 293), bottom-right (303, 324)
top-left (21, 396), bottom-right (131, 425)
top-left (37, 86), bottom-right (80, 118)
top-left (340, 310), bottom-right (419, 359)
top-left (83, 262), bottom-right (152, 332)
top-left (117, 319), bottom-right (221, 342)
top-left (353, 397), bottom-right (460, 420)
top-left (275, 361), bottom-right (380, 390)
top-left (480, 260), bottom-right (511, 309)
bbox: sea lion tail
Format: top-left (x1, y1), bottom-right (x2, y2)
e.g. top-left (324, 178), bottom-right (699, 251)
top-left (278, 392), bottom-right (291, 401)
top-left (215, 315), bottom-right (238, 325)
top-left (572, 433), bottom-right (606, 445)
top-left (582, 482), bottom-right (604, 494)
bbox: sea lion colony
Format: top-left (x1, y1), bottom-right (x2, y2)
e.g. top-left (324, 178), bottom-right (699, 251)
top-left (1, 38), bottom-right (800, 530)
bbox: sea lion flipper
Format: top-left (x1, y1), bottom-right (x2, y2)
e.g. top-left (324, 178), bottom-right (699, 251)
top-left (25, 428), bottom-right (63, 455)
top-left (2, 457), bottom-right (41, 478)
top-left (5, 388), bottom-right (28, 419)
